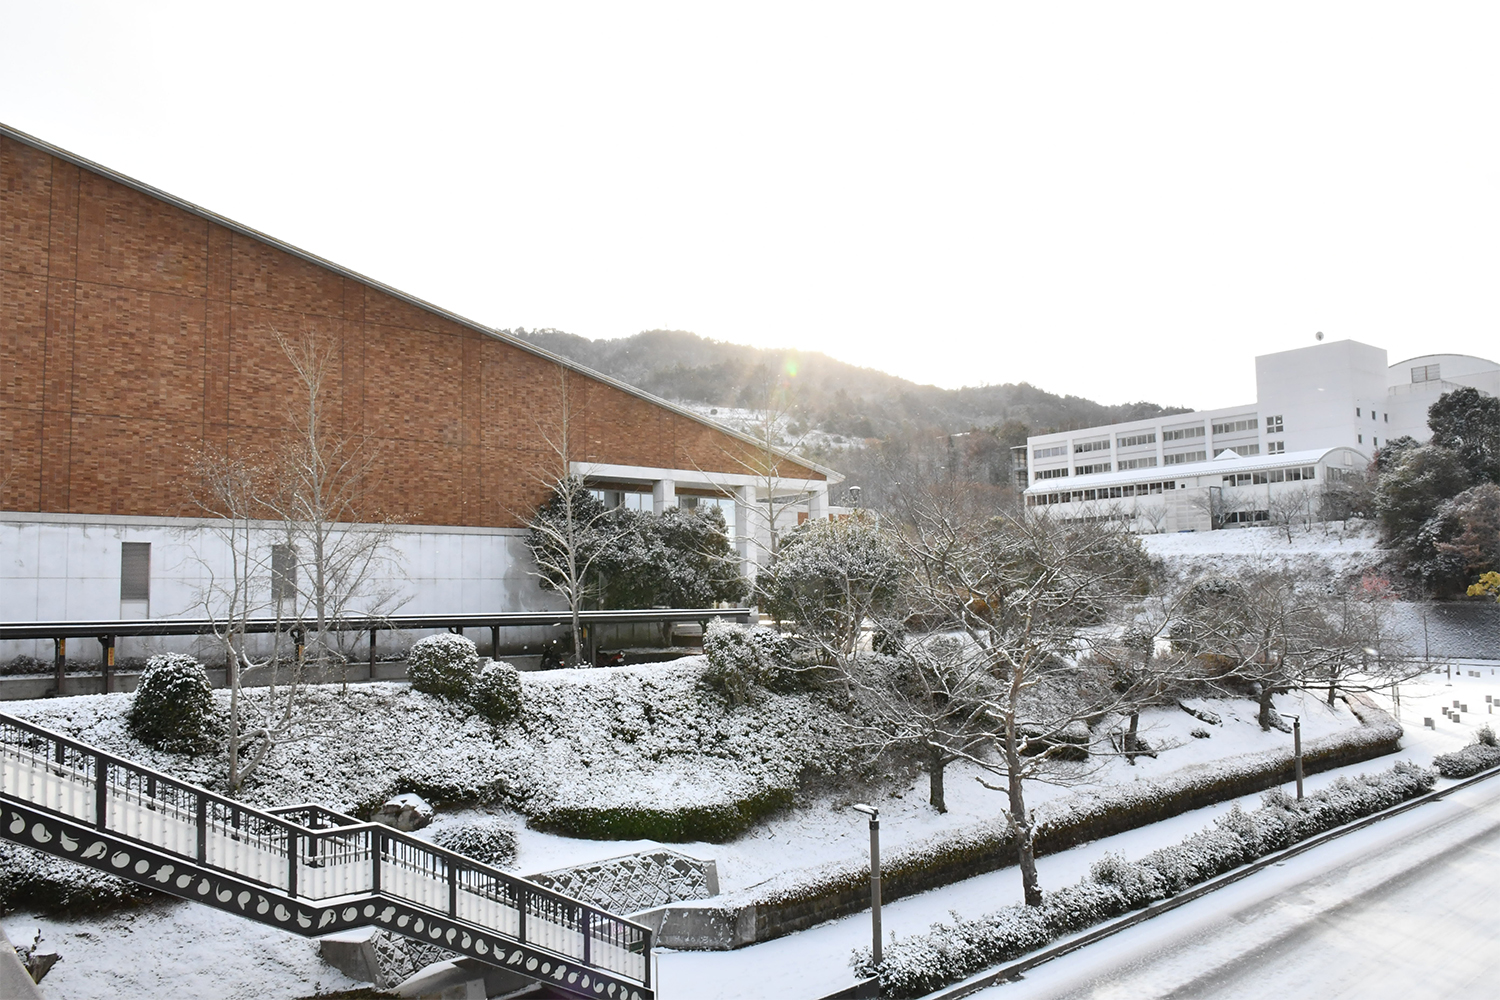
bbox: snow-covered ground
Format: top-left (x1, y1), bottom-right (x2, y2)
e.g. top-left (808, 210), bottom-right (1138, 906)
top-left (1140, 520), bottom-right (1384, 586)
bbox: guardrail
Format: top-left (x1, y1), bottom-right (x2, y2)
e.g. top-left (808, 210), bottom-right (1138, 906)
top-left (0, 712), bottom-right (653, 998)
top-left (0, 607), bottom-right (753, 694)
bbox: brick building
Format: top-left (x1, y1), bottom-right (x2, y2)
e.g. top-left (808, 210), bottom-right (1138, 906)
top-left (0, 123), bottom-right (836, 653)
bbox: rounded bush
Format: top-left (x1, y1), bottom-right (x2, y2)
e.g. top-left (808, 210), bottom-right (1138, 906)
top-left (468, 661), bottom-right (523, 723)
top-left (701, 620), bottom-right (796, 705)
top-left (407, 634), bottom-right (479, 699)
top-left (126, 653), bottom-right (217, 754)
top-left (431, 821), bottom-right (518, 868)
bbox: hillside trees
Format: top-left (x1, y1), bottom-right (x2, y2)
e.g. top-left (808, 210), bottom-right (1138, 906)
top-left (1428, 386), bottom-right (1500, 484)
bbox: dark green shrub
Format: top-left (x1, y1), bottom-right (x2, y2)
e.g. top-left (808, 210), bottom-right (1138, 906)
top-left (126, 653), bottom-right (217, 753)
top-left (431, 821), bottom-right (518, 868)
top-left (531, 786), bottom-right (794, 843)
top-left (1435, 742), bottom-right (1500, 777)
top-left (407, 634), bottom-right (479, 699)
top-left (468, 661), bottom-right (523, 723)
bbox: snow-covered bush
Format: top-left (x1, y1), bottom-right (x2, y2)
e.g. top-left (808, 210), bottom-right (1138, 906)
top-left (536, 785), bottom-right (796, 843)
top-left (125, 653), bottom-right (217, 754)
top-left (431, 820), bottom-right (518, 868)
top-left (467, 660), bottom-right (523, 723)
top-left (1434, 741), bottom-right (1500, 777)
top-left (701, 619), bottom-right (796, 705)
top-left (855, 761), bottom-right (1436, 998)
top-left (0, 842), bottom-right (156, 915)
top-left (406, 634), bottom-right (479, 700)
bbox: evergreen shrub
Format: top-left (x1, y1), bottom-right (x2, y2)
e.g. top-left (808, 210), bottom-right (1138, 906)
top-left (431, 820), bottom-right (519, 868)
top-left (125, 653), bottom-right (218, 754)
top-left (701, 619), bottom-right (795, 705)
top-left (407, 634), bottom-right (479, 700)
top-left (532, 786), bottom-right (795, 843)
top-left (468, 661), bottom-right (524, 723)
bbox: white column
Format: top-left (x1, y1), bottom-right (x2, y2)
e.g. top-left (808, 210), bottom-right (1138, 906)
top-left (652, 479), bottom-right (677, 513)
top-left (733, 486), bottom-right (756, 581)
top-left (808, 485), bottom-right (829, 522)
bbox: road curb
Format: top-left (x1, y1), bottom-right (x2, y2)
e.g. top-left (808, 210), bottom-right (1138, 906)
top-left (908, 764), bottom-right (1500, 1000)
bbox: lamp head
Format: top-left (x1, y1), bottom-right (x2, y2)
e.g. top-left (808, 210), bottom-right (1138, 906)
top-left (851, 803), bottom-right (878, 819)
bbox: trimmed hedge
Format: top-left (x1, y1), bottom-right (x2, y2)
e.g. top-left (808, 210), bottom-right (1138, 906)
top-left (856, 761), bottom-right (1436, 998)
top-left (533, 786), bottom-right (795, 843)
top-left (431, 820), bottom-right (519, 868)
top-left (1434, 743), bottom-right (1500, 778)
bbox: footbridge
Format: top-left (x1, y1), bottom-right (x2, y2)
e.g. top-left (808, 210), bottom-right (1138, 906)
top-left (0, 713), bottom-right (652, 999)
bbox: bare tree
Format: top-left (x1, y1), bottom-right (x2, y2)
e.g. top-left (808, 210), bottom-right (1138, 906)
top-left (522, 368), bottom-right (629, 665)
top-left (1268, 486), bottom-right (1315, 542)
top-left (888, 495), bottom-right (1157, 905)
top-left (192, 329), bottom-right (402, 792)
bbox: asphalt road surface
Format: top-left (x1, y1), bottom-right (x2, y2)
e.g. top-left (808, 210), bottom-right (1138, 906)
top-left (975, 774), bottom-right (1500, 1000)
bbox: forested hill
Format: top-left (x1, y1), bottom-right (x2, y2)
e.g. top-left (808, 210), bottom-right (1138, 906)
top-left (511, 328), bottom-right (1187, 441)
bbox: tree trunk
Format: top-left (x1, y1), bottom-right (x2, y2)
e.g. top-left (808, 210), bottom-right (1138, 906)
top-left (1124, 711), bottom-right (1141, 764)
top-left (1328, 683), bottom-right (1337, 707)
top-left (1257, 684), bottom-right (1277, 731)
top-left (1004, 726), bottom-right (1043, 906)
top-left (927, 746), bottom-right (948, 813)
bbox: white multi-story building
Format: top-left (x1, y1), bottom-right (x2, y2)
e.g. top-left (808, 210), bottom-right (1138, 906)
top-left (1020, 340), bottom-right (1499, 531)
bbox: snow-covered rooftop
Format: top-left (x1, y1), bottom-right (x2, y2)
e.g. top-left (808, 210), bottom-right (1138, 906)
top-left (1025, 446), bottom-right (1365, 494)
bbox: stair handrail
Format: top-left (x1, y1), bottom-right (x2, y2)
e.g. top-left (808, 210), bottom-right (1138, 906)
top-left (0, 711), bottom-right (651, 982)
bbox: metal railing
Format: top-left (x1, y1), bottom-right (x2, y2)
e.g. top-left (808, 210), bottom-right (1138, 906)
top-left (0, 607), bottom-right (752, 695)
top-left (0, 713), bottom-right (652, 990)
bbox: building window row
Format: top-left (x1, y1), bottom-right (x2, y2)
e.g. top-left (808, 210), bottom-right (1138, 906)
top-left (1075, 462), bottom-right (1112, 475)
top-left (1224, 510), bottom-right (1271, 524)
top-left (1027, 480), bottom-right (1179, 506)
top-left (1163, 450), bottom-right (1207, 465)
top-left (1035, 467), bottom-right (1071, 480)
top-left (1116, 432), bottom-right (1156, 448)
top-left (1213, 444), bottom-right (1261, 457)
top-left (1267, 441), bottom-right (1285, 454)
top-left (1074, 439), bottom-right (1110, 454)
top-left (1222, 466), bottom-right (1316, 487)
top-left (1265, 415), bottom-right (1283, 433)
top-left (1163, 426), bottom-right (1206, 441)
top-left (1033, 444), bottom-right (1068, 459)
top-left (1412, 363), bottom-right (1441, 383)
top-left (1119, 457), bottom-right (1158, 470)
top-left (1211, 417), bottom-right (1259, 435)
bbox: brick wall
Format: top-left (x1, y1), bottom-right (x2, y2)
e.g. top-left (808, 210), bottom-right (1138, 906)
top-left (0, 134), bottom-right (822, 527)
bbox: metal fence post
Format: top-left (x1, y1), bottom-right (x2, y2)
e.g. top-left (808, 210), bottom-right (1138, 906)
top-left (582, 908), bottom-right (591, 967)
top-left (517, 887), bottom-right (527, 944)
top-left (370, 830), bottom-right (381, 894)
top-left (196, 793), bottom-right (208, 864)
top-left (448, 860), bottom-right (458, 917)
top-left (93, 753), bottom-right (107, 830)
top-left (288, 829), bottom-right (299, 898)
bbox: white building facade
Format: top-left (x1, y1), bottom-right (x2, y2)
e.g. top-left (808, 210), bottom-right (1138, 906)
top-left (1021, 339), bottom-right (1499, 529)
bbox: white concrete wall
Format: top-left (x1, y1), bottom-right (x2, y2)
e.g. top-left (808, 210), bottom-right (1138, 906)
top-left (0, 512), bottom-right (562, 662)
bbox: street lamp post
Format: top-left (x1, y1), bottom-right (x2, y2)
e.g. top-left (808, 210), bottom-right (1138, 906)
top-left (852, 803), bottom-right (882, 966)
top-left (1288, 715), bottom-right (1304, 800)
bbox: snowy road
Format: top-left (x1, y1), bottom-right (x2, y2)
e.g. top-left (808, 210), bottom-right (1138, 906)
top-left (974, 772), bottom-right (1500, 1000)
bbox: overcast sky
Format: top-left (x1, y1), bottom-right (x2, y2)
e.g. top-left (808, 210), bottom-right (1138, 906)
top-left (4, 3), bottom-right (1497, 410)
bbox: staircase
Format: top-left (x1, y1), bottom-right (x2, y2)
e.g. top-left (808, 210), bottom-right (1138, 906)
top-left (0, 713), bottom-right (653, 1000)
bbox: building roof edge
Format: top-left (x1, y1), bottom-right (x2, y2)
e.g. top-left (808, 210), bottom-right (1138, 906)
top-left (0, 122), bottom-right (841, 485)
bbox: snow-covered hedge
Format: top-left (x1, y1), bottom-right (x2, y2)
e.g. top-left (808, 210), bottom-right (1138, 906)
top-left (1434, 742), bottom-right (1500, 778)
top-left (406, 634), bottom-right (480, 700)
top-left (430, 819), bottom-right (518, 868)
top-left (856, 761), bottom-right (1436, 998)
top-left (126, 653), bottom-right (218, 754)
top-left (0, 841), bottom-right (156, 916)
